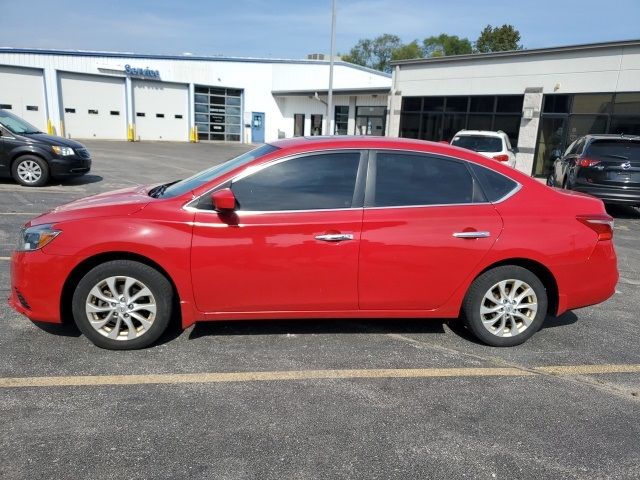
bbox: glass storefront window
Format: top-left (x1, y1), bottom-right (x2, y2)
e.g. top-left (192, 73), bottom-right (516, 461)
top-left (496, 96), bottom-right (524, 113)
top-left (493, 115), bottom-right (522, 146)
top-left (469, 96), bottom-right (494, 112)
top-left (533, 117), bottom-right (567, 177)
top-left (614, 93), bottom-right (640, 115)
top-left (543, 94), bottom-right (570, 114)
top-left (442, 114), bottom-right (466, 141)
top-left (423, 97), bottom-right (444, 112)
top-left (566, 115), bottom-right (608, 143)
top-left (571, 94), bottom-right (613, 114)
top-left (445, 97), bottom-right (468, 112)
top-left (467, 114), bottom-right (493, 131)
top-left (610, 116), bottom-right (640, 136)
top-left (194, 86), bottom-right (243, 142)
top-left (334, 105), bottom-right (349, 135)
top-left (399, 113), bottom-right (420, 138)
top-left (401, 97), bottom-right (422, 112)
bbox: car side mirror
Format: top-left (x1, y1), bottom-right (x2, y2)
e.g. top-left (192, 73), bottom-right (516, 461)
top-left (211, 188), bottom-right (237, 212)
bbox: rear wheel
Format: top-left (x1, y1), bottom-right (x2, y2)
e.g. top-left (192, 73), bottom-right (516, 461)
top-left (72, 260), bottom-right (173, 350)
top-left (462, 266), bottom-right (548, 347)
top-left (12, 155), bottom-right (49, 187)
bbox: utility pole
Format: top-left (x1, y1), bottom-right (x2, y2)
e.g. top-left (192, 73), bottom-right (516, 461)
top-left (327, 0), bottom-right (337, 135)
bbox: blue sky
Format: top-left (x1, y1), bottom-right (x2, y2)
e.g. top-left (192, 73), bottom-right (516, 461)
top-left (2, 0), bottom-right (639, 59)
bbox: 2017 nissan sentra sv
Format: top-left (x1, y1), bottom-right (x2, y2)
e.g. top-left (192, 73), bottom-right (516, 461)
top-left (9, 137), bottom-right (618, 349)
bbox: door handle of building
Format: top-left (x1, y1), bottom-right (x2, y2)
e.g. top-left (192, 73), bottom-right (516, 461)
top-left (453, 231), bottom-right (491, 239)
top-left (315, 233), bottom-right (354, 242)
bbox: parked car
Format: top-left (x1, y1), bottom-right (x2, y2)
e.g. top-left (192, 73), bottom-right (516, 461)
top-left (451, 130), bottom-right (517, 168)
top-left (9, 137), bottom-right (618, 350)
top-left (547, 134), bottom-right (640, 208)
top-left (0, 109), bottom-right (91, 187)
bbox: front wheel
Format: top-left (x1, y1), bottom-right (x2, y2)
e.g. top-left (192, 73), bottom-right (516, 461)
top-left (72, 260), bottom-right (173, 350)
top-left (12, 155), bottom-right (49, 187)
top-left (462, 266), bottom-right (548, 347)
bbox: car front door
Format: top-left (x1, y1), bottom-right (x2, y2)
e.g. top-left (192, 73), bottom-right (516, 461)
top-left (190, 150), bottom-right (366, 313)
top-left (358, 151), bottom-right (503, 311)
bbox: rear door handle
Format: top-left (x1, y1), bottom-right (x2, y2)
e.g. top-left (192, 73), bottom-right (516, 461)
top-left (315, 233), bottom-right (354, 242)
top-left (453, 231), bottom-right (491, 239)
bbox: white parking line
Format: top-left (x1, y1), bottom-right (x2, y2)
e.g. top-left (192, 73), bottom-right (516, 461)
top-left (0, 212), bottom-right (40, 216)
top-left (0, 257), bottom-right (10, 261)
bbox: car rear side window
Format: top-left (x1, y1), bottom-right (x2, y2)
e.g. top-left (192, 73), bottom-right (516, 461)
top-left (373, 153), bottom-right (477, 207)
top-left (469, 163), bottom-right (519, 202)
top-left (585, 140), bottom-right (640, 161)
top-left (232, 152), bottom-right (361, 211)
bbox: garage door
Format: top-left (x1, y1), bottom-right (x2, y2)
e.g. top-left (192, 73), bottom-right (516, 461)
top-left (0, 66), bottom-right (47, 131)
top-left (133, 80), bottom-right (188, 141)
top-left (59, 72), bottom-right (126, 140)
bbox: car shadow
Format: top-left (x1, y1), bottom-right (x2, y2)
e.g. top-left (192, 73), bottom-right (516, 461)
top-left (52, 174), bottom-right (104, 186)
top-left (31, 320), bottom-right (82, 337)
top-left (605, 204), bottom-right (640, 219)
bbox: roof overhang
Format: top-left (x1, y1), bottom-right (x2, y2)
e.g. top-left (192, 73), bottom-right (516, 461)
top-left (273, 87), bottom-right (390, 97)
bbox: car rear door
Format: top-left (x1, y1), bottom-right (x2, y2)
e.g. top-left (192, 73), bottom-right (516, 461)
top-left (190, 150), bottom-right (366, 313)
top-left (358, 151), bottom-right (503, 311)
top-left (579, 139), bottom-right (640, 188)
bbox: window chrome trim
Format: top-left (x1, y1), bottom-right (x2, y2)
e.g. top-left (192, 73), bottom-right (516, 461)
top-left (183, 146), bottom-right (522, 214)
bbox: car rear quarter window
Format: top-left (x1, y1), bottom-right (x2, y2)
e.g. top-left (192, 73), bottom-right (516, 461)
top-left (451, 135), bottom-right (502, 153)
top-left (372, 153), bottom-right (477, 207)
top-left (232, 152), bottom-right (361, 211)
top-left (585, 140), bottom-right (640, 162)
top-left (469, 163), bottom-right (519, 202)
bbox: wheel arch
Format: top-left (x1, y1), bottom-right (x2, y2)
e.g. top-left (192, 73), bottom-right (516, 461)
top-left (60, 251), bottom-right (182, 326)
top-left (474, 258), bottom-right (559, 316)
top-left (10, 149), bottom-right (50, 169)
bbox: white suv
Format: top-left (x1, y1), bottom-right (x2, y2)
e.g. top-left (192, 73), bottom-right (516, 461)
top-left (450, 130), bottom-right (517, 168)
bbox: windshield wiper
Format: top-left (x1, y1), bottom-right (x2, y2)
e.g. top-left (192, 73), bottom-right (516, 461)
top-left (149, 181), bottom-right (179, 198)
top-left (21, 131), bottom-right (42, 134)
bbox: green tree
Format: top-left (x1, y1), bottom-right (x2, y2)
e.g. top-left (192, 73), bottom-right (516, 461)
top-left (341, 33), bottom-right (403, 72)
top-left (391, 40), bottom-right (423, 63)
top-left (423, 34), bottom-right (473, 57)
top-left (475, 24), bottom-right (522, 53)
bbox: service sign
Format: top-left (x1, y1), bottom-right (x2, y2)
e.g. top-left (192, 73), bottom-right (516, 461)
top-left (124, 64), bottom-right (160, 79)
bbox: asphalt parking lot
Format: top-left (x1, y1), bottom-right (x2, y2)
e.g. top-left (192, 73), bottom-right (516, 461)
top-left (1, 140), bottom-right (639, 480)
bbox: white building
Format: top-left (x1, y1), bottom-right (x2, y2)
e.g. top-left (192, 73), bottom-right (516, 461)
top-left (389, 39), bottom-right (640, 177)
top-left (0, 48), bottom-right (391, 144)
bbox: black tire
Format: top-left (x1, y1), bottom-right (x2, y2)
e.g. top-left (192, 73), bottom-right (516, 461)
top-left (462, 265), bottom-right (548, 347)
top-left (72, 260), bottom-right (173, 350)
top-left (11, 155), bottom-right (50, 187)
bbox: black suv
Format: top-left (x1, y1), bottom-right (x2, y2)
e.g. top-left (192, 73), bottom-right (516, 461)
top-left (0, 109), bottom-right (91, 187)
top-left (548, 134), bottom-right (640, 207)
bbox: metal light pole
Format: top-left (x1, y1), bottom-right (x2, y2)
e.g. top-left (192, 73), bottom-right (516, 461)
top-left (327, 0), bottom-right (337, 135)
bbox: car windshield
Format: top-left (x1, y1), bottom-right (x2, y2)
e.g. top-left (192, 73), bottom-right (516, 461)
top-left (158, 143), bottom-right (280, 198)
top-left (452, 135), bottom-right (502, 153)
top-left (0, 109), bottom-right (42, 134)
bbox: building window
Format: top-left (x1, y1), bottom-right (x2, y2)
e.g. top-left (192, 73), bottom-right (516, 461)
top-left (175, 114), bottom-right (183, 119)
top-left (26, 105), bottom-right (38, 111)
top-left (110, 111), bottom-right (120, 116)
top-left (533, 92), bottom-right (640, 176)
top-left (194, 86), bottom-right (243, 142)
top-left (399, 95), bottom-right (523, 145)
top-left (355, 106), bottom-right (386, 136)
top-left (0, 104), bottom-right (11, 109)
top-left (64, 108), bottom-right (76, 113)
top-left (88, 109), bottom-right (98, 115)
top-left (293, 114), bottom-right (305, 137)
top-left (136, 112), bottom-right (146, 117)
top-left (310, 114), bottom-right (323, 136)
top-left (334, 106), bottom-right (349, 135)
top-left (156, 113), bottom-right (165, 118)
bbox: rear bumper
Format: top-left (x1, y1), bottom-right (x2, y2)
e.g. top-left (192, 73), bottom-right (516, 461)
top-left (572, 184), bottom-right (640, 206)
top-left (8, 250), bottom-right (74, 323)
top-left (557, 240), bottom-right (618, 315)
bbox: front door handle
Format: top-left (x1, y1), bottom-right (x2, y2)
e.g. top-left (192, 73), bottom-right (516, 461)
top-left (315, 233), bottom-right (354, 242)
top-left (453, 231), bottom-right (491, 239)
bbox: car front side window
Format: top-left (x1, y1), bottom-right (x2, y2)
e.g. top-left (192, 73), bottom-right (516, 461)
top-left (231, 152), bottom-right (361, 211)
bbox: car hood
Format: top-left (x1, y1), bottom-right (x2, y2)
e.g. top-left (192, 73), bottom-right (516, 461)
top-left (19, 133), bottom-right (86, 149)
top-left (28, 185), bottom-right (152, 226)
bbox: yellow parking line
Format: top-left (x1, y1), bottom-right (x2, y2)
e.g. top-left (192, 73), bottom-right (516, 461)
top-left (1, 364), bottom-right (638, 389)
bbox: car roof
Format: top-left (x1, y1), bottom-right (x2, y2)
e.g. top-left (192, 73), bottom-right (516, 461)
top-left (268, 135), bottom-right (449, 150)
top-left (583, 134), bottom-right (640, 141)
top-left (452, 130), bottom-right (505, 138)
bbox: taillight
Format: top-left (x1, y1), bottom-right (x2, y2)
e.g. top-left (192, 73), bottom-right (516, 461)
top-left (493, 154), bottom-right (509, 162)
top-left (576, 214), bottom-right (614, 241)
top-left (579, 158), bottom-right (600, 167)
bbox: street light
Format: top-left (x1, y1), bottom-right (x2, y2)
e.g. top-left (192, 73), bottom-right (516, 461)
top-left (327, 0), bottom-right (337, 135)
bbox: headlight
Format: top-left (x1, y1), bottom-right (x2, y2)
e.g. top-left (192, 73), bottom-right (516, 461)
top-left (17, 224), bottom-right (61, 251)
top-left (52, 145), bottom-right (74, 156)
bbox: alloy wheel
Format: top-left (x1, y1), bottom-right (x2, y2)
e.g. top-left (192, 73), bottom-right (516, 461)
top-left (479, 279), bottom-right (538, 338)
top-left (16, 160), bottom-right (42, 184)
top-left (85, 276), bottom-right (157, 341)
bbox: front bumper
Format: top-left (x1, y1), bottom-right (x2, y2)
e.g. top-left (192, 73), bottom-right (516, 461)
top-left (8, 250), bottom-right (75, 323)
top-left (572, 184), bottom-right (640, 206)
top-left (50, 155), bottom-right (92, 178)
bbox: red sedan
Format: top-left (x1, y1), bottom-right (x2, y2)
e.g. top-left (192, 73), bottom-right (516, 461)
top-left (9, 137), bottom-right (618, 349)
